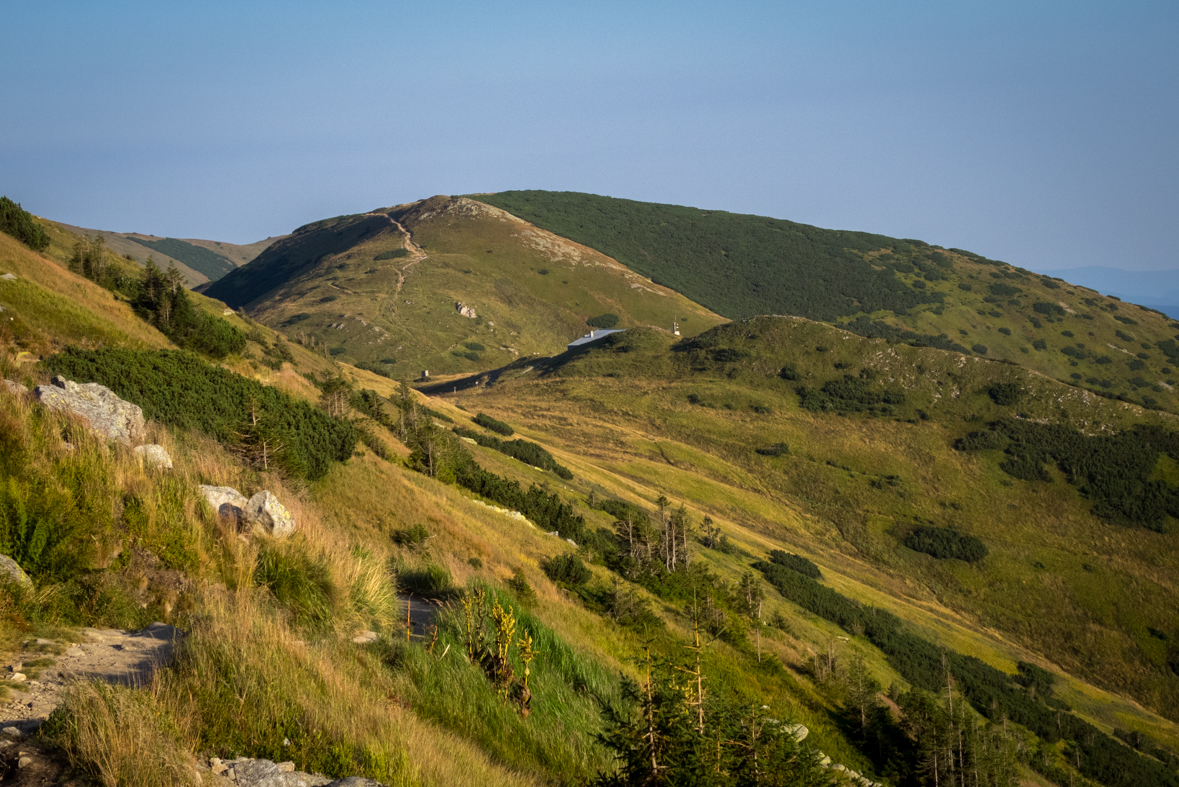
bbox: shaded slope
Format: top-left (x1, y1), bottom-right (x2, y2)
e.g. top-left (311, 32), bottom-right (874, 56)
top-left (124, 236), bottom-right (237, 280)
top-left (203, 196), bottom-right (724, 376)
top-left (56, 222), bottom-right (278, 286)
top-left (473, 191), bottom-right (1179, 416)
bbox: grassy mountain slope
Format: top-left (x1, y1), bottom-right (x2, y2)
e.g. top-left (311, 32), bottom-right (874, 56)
top-left (202, 196), bottom-right (724, 377)
top-left (427, 317), bottom-right (1179, 731)
top-left (473, 191), bottom-right (1179, 416)
top-left (57, 222), bottom-right (279, 286)
top-left (6, 202), bottom-right (1179, 787)
top-left (0, 229), bottom-right (900, 786)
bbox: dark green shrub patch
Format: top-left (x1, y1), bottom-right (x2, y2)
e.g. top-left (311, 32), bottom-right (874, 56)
top-left (43, 348), bottom-right (356, 480)
top-left (374, 248), bottom-right (409, 261)
top-left (541, 553), bottom-right (591, 586)
top-left (473, 413), bottom-right (513, 436)
top-left (0, 196), bottom-right (49, 250)
top-left (903, 527), bottom-right (988, 562)
top-left (954, 418), bottom-right (1179, 532)
top-left (454, 426), bottom-right (573, 479)
top-left (586, 313), bottom-right (620, 330)
top-left (797, 375), bottom-right (905, 414)
top-left (987, 382), bottom-right (1021, 406)
top-left (766, 549), bottom-right (821, 578)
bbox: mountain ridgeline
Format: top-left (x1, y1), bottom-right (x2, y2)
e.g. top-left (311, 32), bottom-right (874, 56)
top-left (201, 196), bottom-right (723, 377)
top-left (473, 191), bottom-right (1179, 416)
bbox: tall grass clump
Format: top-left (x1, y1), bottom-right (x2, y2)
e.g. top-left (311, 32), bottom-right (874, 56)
top-left (43, 682), bottom-right (198, 787)
top-left (159, 593), bottom-right (416, 784)
top-left (380, 582), bottom-right (619, 781)
top-left (254, 541), bottom-right (337, 632)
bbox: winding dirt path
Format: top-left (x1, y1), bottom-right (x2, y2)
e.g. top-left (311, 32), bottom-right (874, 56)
top-left (385, 219), bottom-right (427, 317)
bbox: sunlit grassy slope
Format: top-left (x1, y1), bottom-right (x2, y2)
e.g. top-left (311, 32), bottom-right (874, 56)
top-left (202, 196), bottom-right (725, 376)
top-left (431, 316), bottom-right (1179, 734)
top-left (5, 206), bottom-right (1175, 786)
top-left (473, 190), bottom-right (1179, 417)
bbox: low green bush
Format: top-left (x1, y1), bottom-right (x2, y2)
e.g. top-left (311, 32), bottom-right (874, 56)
top-left (903, 527), bottom-right (988, 562)
top-left (541, 553), bottom-right (591, 586)
top-left (473, 413), bottom-right (513, 436)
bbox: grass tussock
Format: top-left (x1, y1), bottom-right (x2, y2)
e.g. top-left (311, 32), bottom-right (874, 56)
top-left (44, 681), bottom-right (198, 787)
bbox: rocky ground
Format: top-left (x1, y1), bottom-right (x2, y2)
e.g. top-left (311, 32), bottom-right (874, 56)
top-left (1, 623), bottom-right (181, 734)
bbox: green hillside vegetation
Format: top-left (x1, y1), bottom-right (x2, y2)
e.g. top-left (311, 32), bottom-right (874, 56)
top-left (473, 191), bottom-right (1179, 416)
top-left (202, 196), bottom-right (724, 376)
top-left (5, 200), bottom-right (1179, 787)
top-left (127, 236), bottom-right (238, 280)
top-left (433, 316), bottom-right (1179, 741)
top-left (0, 196), bottom-right (50, 251)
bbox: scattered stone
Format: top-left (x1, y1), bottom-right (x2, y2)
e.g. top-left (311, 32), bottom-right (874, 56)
top-left (245, 490), bottom-right (297, 538)
top-left (784, 722), bottom-right (808, 742)
top-left (134, 443), bottom-right (173, 469)
top-left (352, 631), bottom-right (379, 644)
top-left (0, 273), bottom-right (16, 281)
top-left (0, 554), bottom-right (32, 589)
top-left (33, 376), bottom-right (146, 445)
top-left (33, 639), bottom-right (53, 646)
top-left (206, 757), bottom-right (388, 787)
top-left (1, 728), bottom-right (24, 740)
top-left (455, 301), bottom-right (477, 319)
top-left (9, 673), bottom-right (26, 682)
top-left (200, 485), bottom-right (249, 520)
top-left (6, 663), bottom-right (21, 673)
top-left (18, 756), bottom-right (32, 768)
top-left (3, 379), bottom-right (26, 395)
top-left (64, 647), bottom-right (84, 657)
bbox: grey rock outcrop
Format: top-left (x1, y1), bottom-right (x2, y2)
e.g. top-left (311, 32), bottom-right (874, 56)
top-left (199, 486), bottom-right (297, 537)
top-left (134, 444), bottom-right (173, 470)
top-left (245, 490), bottom-right (297, 537)
top-left (0, 554), bottom-right (32, 589)
top-left (33, 376), bottom-right (145, 445)
top-left (455, 301), bottom-right (477, 319)
top-left (208, 757), bottom-right (386, 787)
top-left (199, 485), bottom-right (249, 520)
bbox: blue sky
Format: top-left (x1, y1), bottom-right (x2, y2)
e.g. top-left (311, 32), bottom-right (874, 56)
top-left (2, 1), bottom-right (1176, 275)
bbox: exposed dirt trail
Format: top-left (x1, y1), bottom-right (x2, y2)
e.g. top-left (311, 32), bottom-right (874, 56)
top-left (1, 623), bottom-right (181, 734)
top-left (387, 218), bottom-right (427, 311)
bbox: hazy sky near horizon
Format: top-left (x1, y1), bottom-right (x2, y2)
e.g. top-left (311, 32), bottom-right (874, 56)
top-left (2, 1), bottom-right (1176, 273)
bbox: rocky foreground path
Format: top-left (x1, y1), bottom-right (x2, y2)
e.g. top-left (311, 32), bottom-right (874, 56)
top-left (1, 623), bottom-right (181, 733)
top-left (0, 625), bottom-right (389, 786)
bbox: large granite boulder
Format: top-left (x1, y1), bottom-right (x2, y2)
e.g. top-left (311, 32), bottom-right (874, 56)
top-left (0, 554), bottom-right (32, 589)
top-left (245, 491), bottom-right (297, 538)
top-left (33, 376), bottom-right (145, 445)
top-left (199, 485), bottom-right (248, 520)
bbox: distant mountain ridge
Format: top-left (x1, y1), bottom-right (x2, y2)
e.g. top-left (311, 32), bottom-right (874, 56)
top-left (201, 196), bottom-right (723, 376)
top-left (56, 222), bottom-right (281, 286)
top-left (1040, 266), bottom-right (1179, 318)
top-left (472, 191), bottom-right (1179, 415)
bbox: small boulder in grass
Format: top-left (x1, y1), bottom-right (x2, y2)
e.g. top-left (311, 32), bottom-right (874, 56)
top-left (134, 444), bottom-right (173, 470)
top-left (245, 490), bottom-right (297, 538)
top-left (199, 485), bottom-right (248, 521)
top-left (0, 554), bottom-right (32, 589)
